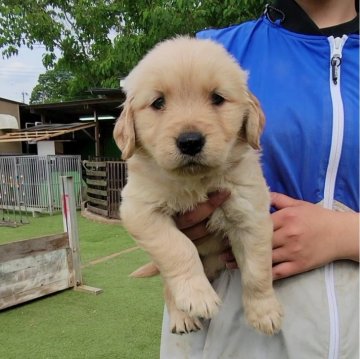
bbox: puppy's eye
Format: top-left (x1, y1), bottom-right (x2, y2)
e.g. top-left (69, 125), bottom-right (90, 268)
top-left (151, 97), bottom-right (165, 110)
top-left (211, 92), bottom-right (225, 106)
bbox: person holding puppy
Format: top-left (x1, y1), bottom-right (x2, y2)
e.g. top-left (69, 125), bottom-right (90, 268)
top-left (160, 0), bottom-right (359, 358)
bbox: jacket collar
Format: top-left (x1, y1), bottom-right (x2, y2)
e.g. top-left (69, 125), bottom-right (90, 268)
top-left (265, 0), bottom-right (359, 37)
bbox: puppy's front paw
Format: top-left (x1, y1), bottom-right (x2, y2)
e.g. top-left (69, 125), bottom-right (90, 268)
top-left (170, 309), bottom-right (203, 334)
top-left (172, 276), bottom-right (221, 319)
top-left (245, 295), bottom-right (283, 335)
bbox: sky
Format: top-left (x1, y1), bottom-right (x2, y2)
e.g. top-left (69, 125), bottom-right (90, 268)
top-left (0, 46), bottom-right (46, 104)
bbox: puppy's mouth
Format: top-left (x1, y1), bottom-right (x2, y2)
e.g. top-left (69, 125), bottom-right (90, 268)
top-left (173, 156), bottom-right (212, 176)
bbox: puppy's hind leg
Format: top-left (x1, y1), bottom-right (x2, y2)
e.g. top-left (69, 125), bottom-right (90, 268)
top-left (229, 215), bottom-right (283, 335)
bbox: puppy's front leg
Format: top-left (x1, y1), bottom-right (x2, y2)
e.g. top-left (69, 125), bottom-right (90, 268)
top-left (164, 284), bottom-right (203, 334)
top-left (122, 205), bottom-right (221, 320)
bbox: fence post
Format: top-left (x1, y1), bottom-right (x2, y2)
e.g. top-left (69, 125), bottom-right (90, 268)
top-left (60, 176), bottom-right (102, 294)
top-left (45, 156), bottom-right (53, 214)
top-left (60, 176), bottom-right (82, 286)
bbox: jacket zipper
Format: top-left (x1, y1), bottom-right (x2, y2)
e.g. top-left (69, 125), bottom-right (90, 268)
top-left (324, 35), bottom-right (348, 359)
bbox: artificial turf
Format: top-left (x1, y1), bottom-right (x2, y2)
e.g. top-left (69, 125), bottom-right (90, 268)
top-left (0, 212), bottom-right (164, 359)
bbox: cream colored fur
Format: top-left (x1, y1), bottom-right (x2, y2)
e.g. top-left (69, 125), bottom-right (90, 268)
top-left (114, 37), bottom-right (283, 335)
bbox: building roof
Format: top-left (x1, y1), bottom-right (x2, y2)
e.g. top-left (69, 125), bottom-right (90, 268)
top-left (0, 97), bottom-right (24, 105)
top-left (22, 96), bottom-right (124, 123)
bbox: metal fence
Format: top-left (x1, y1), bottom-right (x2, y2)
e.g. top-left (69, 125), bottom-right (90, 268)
top-left (0, 155), bottom-right (82, 214)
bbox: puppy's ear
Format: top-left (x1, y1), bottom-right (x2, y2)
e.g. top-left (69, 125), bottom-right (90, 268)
top-left (241, 92), bottom-right (265, 150)
top-left (113, 99), bottom-right (136, 160)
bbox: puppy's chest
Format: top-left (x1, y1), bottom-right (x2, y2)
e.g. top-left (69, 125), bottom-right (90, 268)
top-left (159, 178), bottom-right (236, 226)
top-left (161, 189), bottom-right (237, 234)
top-left (160, 189), bottom-right (209, 216)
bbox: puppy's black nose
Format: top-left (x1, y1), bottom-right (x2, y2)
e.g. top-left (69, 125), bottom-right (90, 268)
top-left (176, 132), bottom-right (205, 156)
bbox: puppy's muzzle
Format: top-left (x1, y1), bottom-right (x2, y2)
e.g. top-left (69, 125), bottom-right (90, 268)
top-left (176, 132), bottom-right (205, 156)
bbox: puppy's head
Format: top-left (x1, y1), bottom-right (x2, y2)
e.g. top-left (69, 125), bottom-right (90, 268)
top-left (114, 37), bottom-right (264, 175)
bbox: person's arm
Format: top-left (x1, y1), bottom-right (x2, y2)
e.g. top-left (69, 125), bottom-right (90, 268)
top-left (175, 191), bottom-right (359, 281)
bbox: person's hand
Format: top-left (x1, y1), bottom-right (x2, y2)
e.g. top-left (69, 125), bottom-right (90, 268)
top-left (271, 192), bottom-right (359, 280)
top-left (220, 192), bottom-right (359, 280)
top-left (174, 191), bottom-right (230, 244)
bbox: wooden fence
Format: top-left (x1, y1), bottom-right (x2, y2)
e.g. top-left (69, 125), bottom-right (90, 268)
top-left (83, 159), bottom-right (127, 219)
top-left (0, 176), bottom-right (101, 311)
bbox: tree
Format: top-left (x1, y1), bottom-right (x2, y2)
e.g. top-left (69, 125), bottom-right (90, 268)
top-left (29, 69), bottom-right (74, 103)
top-left (0, 0), bottom-right (266, 103)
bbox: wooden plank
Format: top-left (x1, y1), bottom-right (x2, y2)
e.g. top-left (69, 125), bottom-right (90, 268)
top-left (0, 249), bottom-right (69, 295)
top-left (0, 138), bottom-right (39, 143)
top-left (87, 187), bottom-right (107, 197)
top-left (0, 249), bottom-right (71, 310)
top-left (85, 169), bottom-right (106, 177)
top-left (75, 285), bottom-right (103, 295)
top-left (34, 131), bottom-right (69, 141)
top-left (1, 248), bottom-right (67, 276)
top-left (84, 161), bottom-right (107, 168)
top-left (0, 123), bottom-right (96, 143)
top-left (0, 279), bottom-right (70, 310)
top-left (86, 178), bottom-right (107, 187)
top-left (87, 204), bottom-right (108, 217)
top-left (66, 247), bottom-right (75, 288)
top-left (61, 176), bottom-right (83, 287)
top-left (87, 195), bottom-right (107, 207)
top-left (0, 233), bottom-right (68, 262)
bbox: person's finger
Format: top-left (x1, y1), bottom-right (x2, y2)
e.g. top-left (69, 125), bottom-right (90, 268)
top-left (272, 261), bottom-right (297, 280)
top-left (225, 261), bottom-right (238, 270)
top-left (182, 220), bottom-right (209, 241)
top-left (272, 226), bottom-right (287, 248)
top-left (272, 246), bottom-right (289, 264)
top-left (219, 243), bottom-right (238, 269)
top-left (271, 192), bottom-right (301, 210)
top-left (271, 209), bottom-right (284, 231)
top-left (175, 191), bottom-right (230, 229)
top-left (219, 250), bottom-right (235, 263)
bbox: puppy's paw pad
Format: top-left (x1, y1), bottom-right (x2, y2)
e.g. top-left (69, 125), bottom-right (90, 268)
top-left (170, 311), bottom-right (203, 334)
top-left (246, 296), bottom-right (283, 335)
top-left (173, 277), bottom-right (221, 319)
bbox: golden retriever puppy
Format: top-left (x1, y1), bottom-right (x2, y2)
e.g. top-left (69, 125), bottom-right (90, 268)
top-left (114, 36), bottom-right (283, 335)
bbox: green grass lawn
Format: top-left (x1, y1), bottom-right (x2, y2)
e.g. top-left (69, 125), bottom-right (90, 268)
top-left (0, 213), bottom-right (164, 359)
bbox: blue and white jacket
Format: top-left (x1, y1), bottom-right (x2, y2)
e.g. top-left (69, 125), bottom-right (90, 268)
top-left (161, 3), bottom-right (359, 359)
top-left (197, 14), bottom-right (359, 214)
